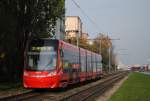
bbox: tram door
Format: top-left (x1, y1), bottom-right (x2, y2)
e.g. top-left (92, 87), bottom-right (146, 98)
top-left (59, 45), bottom-right (72, 84)
top-left (76, 49), bottom-right (80, 82)
top-left (72, 49), bottom-right (80, 83)
top-left (62, 46), bottom-right (74, 83)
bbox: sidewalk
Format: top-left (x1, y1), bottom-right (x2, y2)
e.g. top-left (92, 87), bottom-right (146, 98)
top-left (0, 82), bottom-right (31, 99)
top-left (140, 72), bottom-right (150, 75)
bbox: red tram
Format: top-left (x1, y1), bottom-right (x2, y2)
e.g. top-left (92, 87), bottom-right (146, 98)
top-left (23, 39), bottom-right (102, 88)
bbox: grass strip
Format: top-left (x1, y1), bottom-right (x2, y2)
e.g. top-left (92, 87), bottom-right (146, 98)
top-left (109, 72), bottom-right (150, 101)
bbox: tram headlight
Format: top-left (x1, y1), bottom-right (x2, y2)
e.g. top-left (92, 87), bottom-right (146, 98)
top-left (24, 71), bottom-right (29, 76)
top-left (47, 71), bottom-right (57, 77)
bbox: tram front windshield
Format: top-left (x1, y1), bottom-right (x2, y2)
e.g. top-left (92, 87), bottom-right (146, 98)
top-left (26, 40), bottom-right (58, 71)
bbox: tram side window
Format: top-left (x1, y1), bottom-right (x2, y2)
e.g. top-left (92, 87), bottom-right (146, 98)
top-left (63, 47), bottom-right (80, 73)
top-left (87, 55), bottom-right (89, 72)
top-left (93, 55), bottom-right (96, 72)
top-left (95, 56), bottom-right (98, 71)
top-left (99, 56), bottom-right (102, 71)
top-left (90, 54), bottom-right (93, 72)
top-left (74, 51), bottom-right (80, 72)
top-left (97, 56), bottom-right (101, 72)
top-left (72, 51), bottom-right (76, 72)
top-left (63, 48), bottom-right (71, 72)
top-left (87, 55), bottom-right (91, 72)
top-left (81, 54), bottom-right (86, 72)
top-left (91, 55), bottom-right (93, 72)
top-left (91, 54), bottom-right (93, 72)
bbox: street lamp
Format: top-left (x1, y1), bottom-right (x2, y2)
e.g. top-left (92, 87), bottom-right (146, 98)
top-left (88, 40), bottom-right (93, 46)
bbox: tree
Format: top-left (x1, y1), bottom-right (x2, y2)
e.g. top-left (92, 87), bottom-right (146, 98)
top-left (93, 34), bottom-right (115, 73)
top-left (64, 34), bottom-right (117, 73)
top-left (0, 0), bottom-right (65, 82)
top-left (65, 37), bottom-right (93, 51)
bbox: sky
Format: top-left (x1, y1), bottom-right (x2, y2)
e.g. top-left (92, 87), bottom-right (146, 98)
top-left (65, 0), bottom-right (150, 65)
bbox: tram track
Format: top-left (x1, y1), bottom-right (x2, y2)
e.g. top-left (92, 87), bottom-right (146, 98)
top-left (60, 71), bottom-right (128, 101)
top-left (0, 71), bottom-right (128, 101)
top-left (0, 90), bottom-right (39, 101)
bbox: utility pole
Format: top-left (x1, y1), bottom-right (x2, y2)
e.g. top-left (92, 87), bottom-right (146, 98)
top-left (87, 34), bottom-right (119, 74)
top-left (76, 31), bottom-right (79, 47)
top-left (99, 33), bottom-right (102, 54)
top-left (108, 47), bottom-right (111, 73)
top-left (108, 38), bottom-right (120, 73)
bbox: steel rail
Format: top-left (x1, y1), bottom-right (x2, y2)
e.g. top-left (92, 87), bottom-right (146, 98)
top-left (0, 71), bottom-right (127, 101)
top-left (80, 72), bottom-right (127, 101)
top-left (0, 90), bottom-right (40, 101)
top-left (60, 71), bottom-right (128, 101)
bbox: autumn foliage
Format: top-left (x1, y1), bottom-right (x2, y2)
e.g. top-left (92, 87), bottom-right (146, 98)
top-left (65, 34), bottom-right (117, 73)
